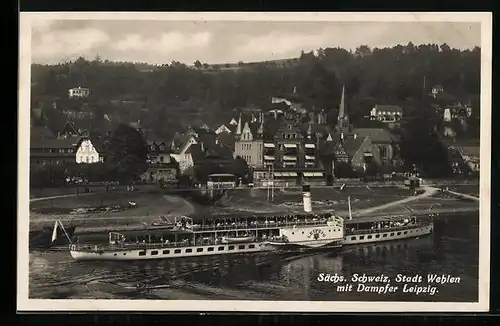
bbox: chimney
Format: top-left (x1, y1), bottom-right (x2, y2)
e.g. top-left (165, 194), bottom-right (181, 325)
top-left (200, 141), bottom-right (205, 152)
top-left (302, 185), bottom-right (312, 213)
top-left (353, 133), bottom-right (357, 139)
top-left (274, 110), bottom-right (277, 119)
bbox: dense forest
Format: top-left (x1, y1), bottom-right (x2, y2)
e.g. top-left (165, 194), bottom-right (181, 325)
top-left (31, 42), bottom-right (480, 143)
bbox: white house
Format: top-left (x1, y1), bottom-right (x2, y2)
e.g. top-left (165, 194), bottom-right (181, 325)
top-left (431, 85), bottom-right (444, 98)
top-left (75, 139), bottom-right (102, 164)
top-left (169, 135), bottom-right (197, 174)
top-left (69, 87), bottom-right (91, 98)
top-left (215, 125), bottom-right (232, 134)
top-left (443, 108), bottom-right (452, 122)
top-left (370, 105), bottom-right (403, 123)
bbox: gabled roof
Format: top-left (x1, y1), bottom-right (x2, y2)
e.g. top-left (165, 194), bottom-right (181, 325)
top-left (353, 128), bottom-right (392, 143)
top-left (374, 104), bottom-right (403, 113)
top-left (342, 136), bottom-right (368, 157)
top-left (31, 136), bottom-right (82, 149)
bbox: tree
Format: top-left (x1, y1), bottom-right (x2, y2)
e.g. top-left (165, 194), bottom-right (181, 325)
top-left (107, 124), bottom-right (148, 184)
top-left (194, 60), bottom-right (202, 68)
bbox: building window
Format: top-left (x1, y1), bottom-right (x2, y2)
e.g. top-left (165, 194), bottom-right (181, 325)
top-left (139, 251), bottom-right (146, 256)
top-left (163, 250), bottom-right (170, 254)
top-left (185, 248), bottom-right (192, 253)
top-left (151, 250), bottom-right (158, 255)
top-left (238, 245), bottom-right (245, 249)
top-left (174, 249), bottom-right (181, 254)
top-left (196, 248), bottom-right (203, 252)
top-left (218, 246), bottom-right (224, 251)
top-left (208, 247), bottom-right (214, 252)
top-left (228, 245), bottom-right (235, 250)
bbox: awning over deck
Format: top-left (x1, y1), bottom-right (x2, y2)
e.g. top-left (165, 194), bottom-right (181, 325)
top-left (264, 155), bottom-right (275, 160)
top-left (274, 172), bottom-right (298, 177)
top-left (283, 144), bottom-right (297, 148)
top-left (305, 143), bottom-right (316, 149)
top-left (303, 172), bottom-right (324, 177)
top-left (305, 155), bottom-right (316, 160)
top-left (264, 143), bottom-right (275, 148)
top-left (283, 156), bottom-right (297, 161)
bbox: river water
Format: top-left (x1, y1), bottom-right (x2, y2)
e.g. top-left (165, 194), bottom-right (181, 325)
top-left (28, 212), bottom-right (479, 302)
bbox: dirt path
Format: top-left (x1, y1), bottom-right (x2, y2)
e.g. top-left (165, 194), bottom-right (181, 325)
top-left (30, 192), bottom-right (96, 202)
top-left (351, 186), bottom-right (439, 217)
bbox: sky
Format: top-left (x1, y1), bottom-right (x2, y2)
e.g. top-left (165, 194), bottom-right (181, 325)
top-left (31, 20), bottom-right (481, 65)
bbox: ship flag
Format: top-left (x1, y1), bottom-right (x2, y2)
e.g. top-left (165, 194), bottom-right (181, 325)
top-left (51, 220), bottom-right (59, 243)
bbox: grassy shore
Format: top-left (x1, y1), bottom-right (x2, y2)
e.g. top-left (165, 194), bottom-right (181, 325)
top-left (28, 185), bottom-right (479, 233)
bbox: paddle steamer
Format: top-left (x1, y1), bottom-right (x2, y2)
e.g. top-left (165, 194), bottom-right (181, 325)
top-left (68, 213), bottom-right (345, 261)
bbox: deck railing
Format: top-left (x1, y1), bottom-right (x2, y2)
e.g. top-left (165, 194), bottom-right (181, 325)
top-left (188, 219), bottom-right (343, 233)
top-left (344, 222), bottom-right (432, 236)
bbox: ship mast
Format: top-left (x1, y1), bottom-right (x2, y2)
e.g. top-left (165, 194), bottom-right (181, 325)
top-left (347, 196), bottom-right (352, 220)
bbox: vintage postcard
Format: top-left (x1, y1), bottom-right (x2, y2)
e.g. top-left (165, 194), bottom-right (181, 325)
top-left (18, 12), bottom-right (492, 312)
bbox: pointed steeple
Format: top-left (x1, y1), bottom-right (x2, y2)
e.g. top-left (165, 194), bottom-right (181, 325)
top-left (257, 113), bottom-right (264, 136)
top-left (338, 85), bottom-right (346, 120)
top-left (236, 113), bottom-right (242, 135)
top-left (307, 120), bottom-right (312, 139)
top-left (251, 113), bottom-right (256, 123)
top-left (326, 133), bottom-right (333, 142)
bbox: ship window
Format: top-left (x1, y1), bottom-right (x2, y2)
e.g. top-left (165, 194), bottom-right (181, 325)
top-left (302, 231), bottom-right (304, 234)
top-left (239, 245), bottom-right (245, 250)
top-left (397, 232), bottom-right (401, 236)
top-left (329, 230), bottom-right (331, 232)
top-left (249, 244), bottom-right (255, 249)
top-left (197, 248), bottom-right (203, 252)
top-left (114, 253), bottom-right (117, 256)
top-left (383, 234), bottom-right (388, 238)
top-left (228, 245), bottom-right (235, 250)
top-left (123, 253), bottom-right (126, 255)
top-left (375, 234), bottom-right (380, 238)
top-left (351, 236), bottom-right (356, 240)
top-left (208, 247), bottom-right (214, 252)
top-left (218, 246), bottom-right (224, 251)
top-left (367, 235), bottom-right (372, 239)
top-left (151, 250), bottom-right (158, 255)
top-left (360, 236), bottom-right (365, 240)
top-left (163, 250), bottom-right (170, 254)
top-left (404, 231), bottom-right (408, 235)
top-left (139, 251), bottom-right (146, 256)
top-left (292, 232), bottom-right (295, 235)
top-left (390, 233), bottom-right (395, 236)
top-left (174, 249), bottom-right (181, 254)
top-left (185, 249), bottom-right (192, 253)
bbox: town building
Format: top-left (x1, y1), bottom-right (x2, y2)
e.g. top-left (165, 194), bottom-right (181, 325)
top-left (30, 136), bottom-right (81, 166)
top-left (442, 139), bottom-right (480, 175)
top-left (352, 128), bottom-right (396, 166)
top-left (431, 85), bottom-right (444, 98)
top-left (234, 114), bottom-right (264, 168)
top-left (370, 104), bottom-right (403, 124)
top-left (75, 138), bottom-right (104, 164)
top-left (169, 134), bottom-right (198, 174)
top-left (68, 87), bottom-right (91, 98)
top-left (140, 163), bottom-right (178, 184)
top-left (146, 140), bottom-right (172, 164)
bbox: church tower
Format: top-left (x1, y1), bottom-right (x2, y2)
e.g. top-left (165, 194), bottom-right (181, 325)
top-left (337, 85), bottom-right (350, 134)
